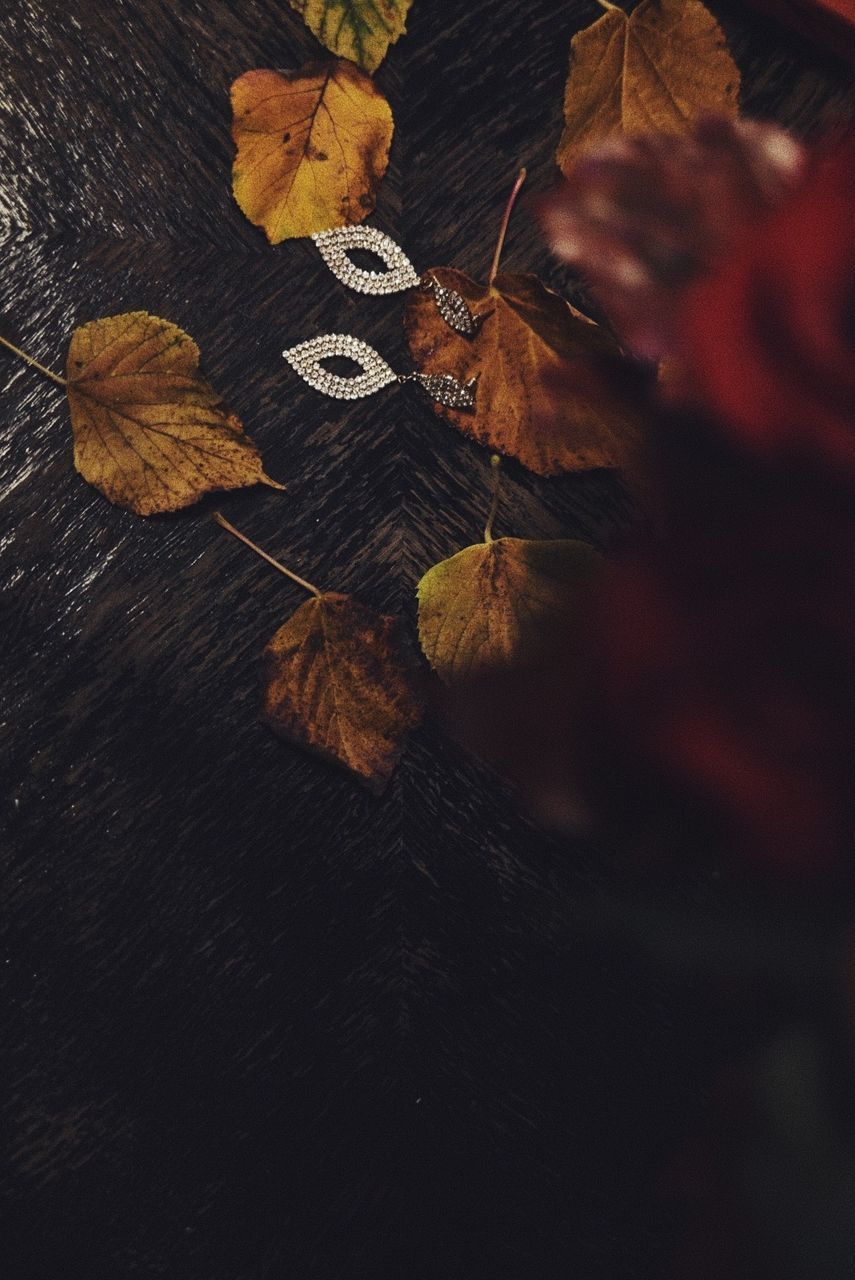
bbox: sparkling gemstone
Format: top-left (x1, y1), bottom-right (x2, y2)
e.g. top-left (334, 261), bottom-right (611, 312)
top-left (312, 225), bottom-right (421, 295)
top-left (403, 371), bottom-right (478, 410)
top-left (283, 334), bottom-right (398, 399)
top-left (423, 274), bottom-right (482, 337)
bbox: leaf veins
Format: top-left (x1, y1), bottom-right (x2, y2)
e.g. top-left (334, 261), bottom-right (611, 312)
top-left (264, 593), bottom-right (423, 791)
top-left (231, 61), bottom-right (394, 242)
top-left (289, 0), bottom-right (412, 73)
top-left (418, 537), bottom-right (601, 683)
top-left (557, 0), bottom-right (740, 176)
top-left (67, 312), bottom-right (283, 515)
top-left (405, 268), bottom-right (643, 476)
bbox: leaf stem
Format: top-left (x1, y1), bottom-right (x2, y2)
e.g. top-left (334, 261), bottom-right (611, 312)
top-left (213, 512), bottom-right (322, 598)
top-left (483, 455), bottom-right (502, 544)
top-left (488, 167), bottom-right (527, 287)
top-left (595, 1), bottom-right (622, 10)
top-left (0, 334), bottom-right (66, 387)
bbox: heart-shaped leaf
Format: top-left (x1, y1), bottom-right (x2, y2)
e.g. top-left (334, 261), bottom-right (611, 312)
top-left (289, 0), bottom-right (412, 73)
top-left (231, 61), bottom-right (394, 243)
top-left (404, 268), bottom-right (642, 475)
top-left (418, 536), bottom-right (600, 684)
top-left (557, 0), bottom-right (740, 177)
top-left (213, 514), bottom-right (422, 792)
top-left (67, 312), bottom-right (283, 515)
top-left (263, 592), bottom-right (423, 791)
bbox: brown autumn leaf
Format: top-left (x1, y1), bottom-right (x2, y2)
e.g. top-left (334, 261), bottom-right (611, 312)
top-left (417, 536), bottom-right (601, 684)
top-left (66, 312), bottom-right (283, 516)
top-left (404, 267), bottom-right (642, 475)
top-left (288, 0), bottom-right (412, 73)
top-left (231, 61), bottom-right (394, 243)
top-left (263, 592), bottom-right (423, 792)
top-left (556, 0), bottom-right (740, 176)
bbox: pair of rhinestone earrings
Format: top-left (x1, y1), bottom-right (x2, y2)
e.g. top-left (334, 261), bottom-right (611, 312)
top-left (282, 225), bottom-right (482, 411)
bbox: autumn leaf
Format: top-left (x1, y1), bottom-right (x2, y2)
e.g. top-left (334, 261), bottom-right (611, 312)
top-left (405, 170), bottom-right (642, 476)
top-left (264, 593), bottom-right (422, 791)
top-left (417, 458), bottom-right (600, 682)
top-left (214, 515), bottom-right (422, 792)
top-left (404, 266), bottom-right (642, 475)
top-left (63, 312), bottom-right (283, 516)
top-left (418, 535), bottom-right (600, 684)
top-left (289, 0), bottom-right (412, 73)
top-left (557, 0), bottom-right (740, 177)
top-left (231, 62), bottom-right (393, 243)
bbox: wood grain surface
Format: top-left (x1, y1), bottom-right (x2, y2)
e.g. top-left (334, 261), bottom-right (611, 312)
top-left (0, 3), bottom-right (850, 1278)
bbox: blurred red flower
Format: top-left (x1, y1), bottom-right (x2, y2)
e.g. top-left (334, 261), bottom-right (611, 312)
top-left (455, 126), bottom-right (855, 877)
top-left (584, 432), bottom-right (855, 875)
top-left (677, 136), bottom-right (855, 475)
top-left (541, 119), bottom-right (804, 360)
top-left (452, 428), bottom-right (855, 875)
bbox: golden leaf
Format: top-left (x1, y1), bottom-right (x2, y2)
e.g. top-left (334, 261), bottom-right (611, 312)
top-left (557, 0), bottom-right (740, 176)
top-left (231, 62), bottom-right (394, 243)
top-left (263, 592), bottom-right (423, 791)
top-left (417, 537), bottom-right (600, 684)
top-left (66, 312), bottom-right (283, 516)
top-left (289, 0), bottom-right (412, 73)
top-left (404, 268), bottom-right (642, 475)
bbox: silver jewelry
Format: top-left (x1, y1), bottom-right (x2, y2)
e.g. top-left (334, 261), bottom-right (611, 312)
top-left (312, 226), bottom-right (420, 296)
top-left (421, 274), bottom-right (483, 338)
top-left (401, 371), bottom-right (479, 409)
top-left (311, 225), bottom-right (482, 337)
top-left (283, 333), bottom-right (478, 410)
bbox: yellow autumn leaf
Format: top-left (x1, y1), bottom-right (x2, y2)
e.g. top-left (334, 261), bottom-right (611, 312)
top-left (289, 0), bottom-right (412, 73)
top-left (557, 0), bottom-right (740, 176)
top-left (417, 536), bottom-right (600, 684)
top-left (66, 312), bottom-right (283, 515)
top-left (231, 61), bottom-right (394, 243)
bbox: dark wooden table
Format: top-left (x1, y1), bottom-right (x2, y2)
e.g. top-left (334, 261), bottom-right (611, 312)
top-left (0, 3), bottom-right (849, 1277)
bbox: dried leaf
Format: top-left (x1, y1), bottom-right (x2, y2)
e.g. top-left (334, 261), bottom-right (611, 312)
top-left (557, 0), bottom-right (740, 177)
top-left (288, 0), bottom-right (412, 73)
top-left (417, 536), bottom-right (600, 683)
top-left (404, 268), bottom-right (642, 475)
top-left (263, 592), bottom-right (422, 792)
top-left (231, 62), bottom-right (393, 243)
top-left (67, 312), bottom-right (282, 516)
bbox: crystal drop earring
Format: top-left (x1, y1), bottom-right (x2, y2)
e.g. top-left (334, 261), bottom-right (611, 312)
top-left (311, 225), bottom-right (484, 337)
top-left (283, 333), bottom-right (478, 410)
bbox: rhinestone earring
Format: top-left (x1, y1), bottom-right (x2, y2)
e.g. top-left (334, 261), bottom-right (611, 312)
top-left (283, 333), bottom-right (478, 410)
top-left (311, 225), bottom-right (483, 337)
